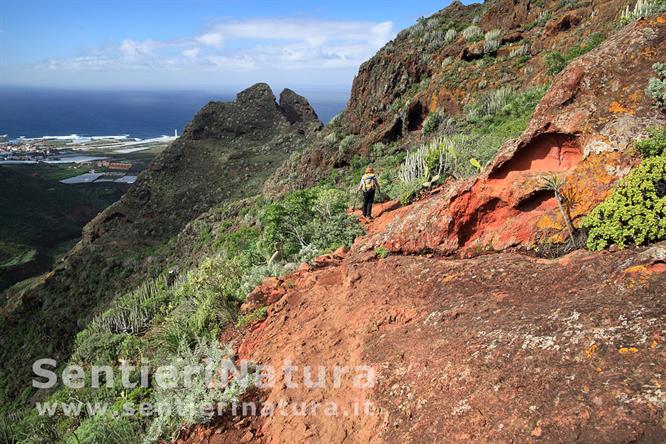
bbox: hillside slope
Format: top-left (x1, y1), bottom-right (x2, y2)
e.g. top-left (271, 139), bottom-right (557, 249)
top-left (0, 84), bottom-right (321, 404)
top-left (0, 166), bottom-right (121, 292)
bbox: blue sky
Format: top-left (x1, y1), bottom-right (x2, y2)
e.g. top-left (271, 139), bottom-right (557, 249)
top-left (1, 0), bottom-right (474, 95)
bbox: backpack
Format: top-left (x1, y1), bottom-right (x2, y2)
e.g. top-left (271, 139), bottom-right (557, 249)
top-left (361, 174), bottom-right (377, 192)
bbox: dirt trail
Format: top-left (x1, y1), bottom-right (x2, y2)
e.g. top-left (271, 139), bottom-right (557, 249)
top-left (184, 241), bottom-right (666, 443)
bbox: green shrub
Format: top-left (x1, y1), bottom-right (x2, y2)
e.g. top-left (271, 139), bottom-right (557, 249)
top-left (466, 87), bottom-right (514, 120)
top-left (156, 256), bottom-right (239, 352)
top-left (484, 29), bottom-right (501, 54)
top-left (545, 51), bottom-right (567, 75)
top-left (236, 306), bottom-right (268, 329)
top-left (260, 188), bottom-right (362, 259)
top-left (422, 110), bottom-right (443, 135)
top-left (69, 415), bottom-right (143, 444)
top-left (510, 44), bottom-right (530, 58)
top-left (462, 25), bottom-right (482, 41)
top-left (143, 339), bottom-right (254, 443)
top-left (375, 246), bottom-right (389, 259)
top-left (582, 155), bottom-right (666, 250)
top-left (6, 413), bottom-right (61, 444)
top-left (87, 275), bottom-right (170, 336)
top-left (72, 331), bottom-right (134, 365)
top-left (217, 226), bottom-right (263, 268)
top-left (646, 62), bottom-right (666, 110)
top-left (0, 416), bottom-right (18, 444)
top-left (545, 33), bottom-right (605, 75)
top-left (636, 126), bottom-right (666, 157)
top-left (338, 134), bottom-right (359, 160)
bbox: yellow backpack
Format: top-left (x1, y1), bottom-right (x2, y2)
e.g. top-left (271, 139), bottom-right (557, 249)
top-left (361, 174), bottom-right (377, 192)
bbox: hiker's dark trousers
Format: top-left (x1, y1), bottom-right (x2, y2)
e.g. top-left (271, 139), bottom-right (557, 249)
top-left (362, 190), bottom-right (375, 218)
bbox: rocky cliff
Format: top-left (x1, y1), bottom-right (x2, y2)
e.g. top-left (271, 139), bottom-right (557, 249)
top-left (264, 0), bottom-right (637, 196)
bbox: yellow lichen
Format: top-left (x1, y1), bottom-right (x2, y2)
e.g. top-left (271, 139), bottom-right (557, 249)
top-left (584, 343), bottom-right (598, 358)
top-left (619, 347), bottom-right (639, 354)
top-left (625, 265), bottom-right (648, 274)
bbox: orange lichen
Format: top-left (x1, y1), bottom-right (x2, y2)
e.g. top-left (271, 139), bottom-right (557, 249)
top-left (642, 47), bottom-right (656, 59)
top-left (624, 265), bottom-right (648, 274)
top-left (565, 151), bottom-right (631, 218)
top-left (656, 16), bottom-right (666, 24)
top-left (609, 101), bottom-right (635, 115)
top-left (629, 91), bottom-right (642, 104)
top-left (536, 214), bottom-right (562, 230)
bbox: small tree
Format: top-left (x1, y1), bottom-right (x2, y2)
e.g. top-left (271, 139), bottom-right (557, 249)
top-left (540, 175), bottom-right (578, 247)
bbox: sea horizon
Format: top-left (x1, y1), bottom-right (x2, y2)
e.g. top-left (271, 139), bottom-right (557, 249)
top-left (0, 85), bottom-right (347, 140)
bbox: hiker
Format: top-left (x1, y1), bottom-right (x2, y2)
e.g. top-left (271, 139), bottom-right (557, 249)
top-left (358, 166), bottom-right (381, 219)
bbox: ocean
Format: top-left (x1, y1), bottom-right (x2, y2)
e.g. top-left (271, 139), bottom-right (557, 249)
top-left (0, 87), bottom-right (346, 139)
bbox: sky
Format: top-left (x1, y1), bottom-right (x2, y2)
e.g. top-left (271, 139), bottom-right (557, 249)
top-left (0, 0), bottom-right (475, 96)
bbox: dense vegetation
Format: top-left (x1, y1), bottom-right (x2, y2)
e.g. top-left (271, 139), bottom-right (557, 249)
top-left (0, 165), bottom-right (125, 292)
top-left (1, 185), bottom-right (362, 443)
top-left (583, 129), bottom-right (666, 250)
top-left (544, 33), bottom-right (605, 75)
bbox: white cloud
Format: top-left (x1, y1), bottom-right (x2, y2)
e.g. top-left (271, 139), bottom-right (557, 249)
top-left (196, 32), bottom-right (223, 48)
top-left (119, 39), bottom-right (159, 59)
top-left (6, 17), bottom-right (396, 88)
top-left (182, 47), bottom-right (201, 59)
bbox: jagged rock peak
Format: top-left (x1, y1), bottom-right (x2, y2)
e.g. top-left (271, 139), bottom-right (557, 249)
top-left (182, 83), bottom-right (321, 140)
top-left (279, 88), bottom-right (320, 125)
top-left (236, 82), bottom-right (280, 106)
top-left (182, 82), bottom-right (284, 141)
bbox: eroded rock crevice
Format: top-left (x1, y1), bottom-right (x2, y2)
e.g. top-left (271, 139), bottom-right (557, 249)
top-left (490, 133), bottom-right (582, 180)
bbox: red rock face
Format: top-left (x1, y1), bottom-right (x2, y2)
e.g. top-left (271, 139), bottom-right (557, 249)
top-left (489, 133), bottom-right (582, 180)
top-left (355, 15), bottom-right (666, 257)
top-left (185, 243), bottom-right (666, 444)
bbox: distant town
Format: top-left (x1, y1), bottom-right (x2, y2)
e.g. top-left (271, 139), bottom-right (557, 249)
top-left (0, 132), bottom-right (177, 185)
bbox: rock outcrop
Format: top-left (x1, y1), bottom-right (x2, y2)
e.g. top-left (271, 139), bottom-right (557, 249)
top-left (279, 88), bottom-right (322, 127)
top-left (84, 83), bottom-right (321, 246)
top-left (357, 15), bottom-right (666, 257)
